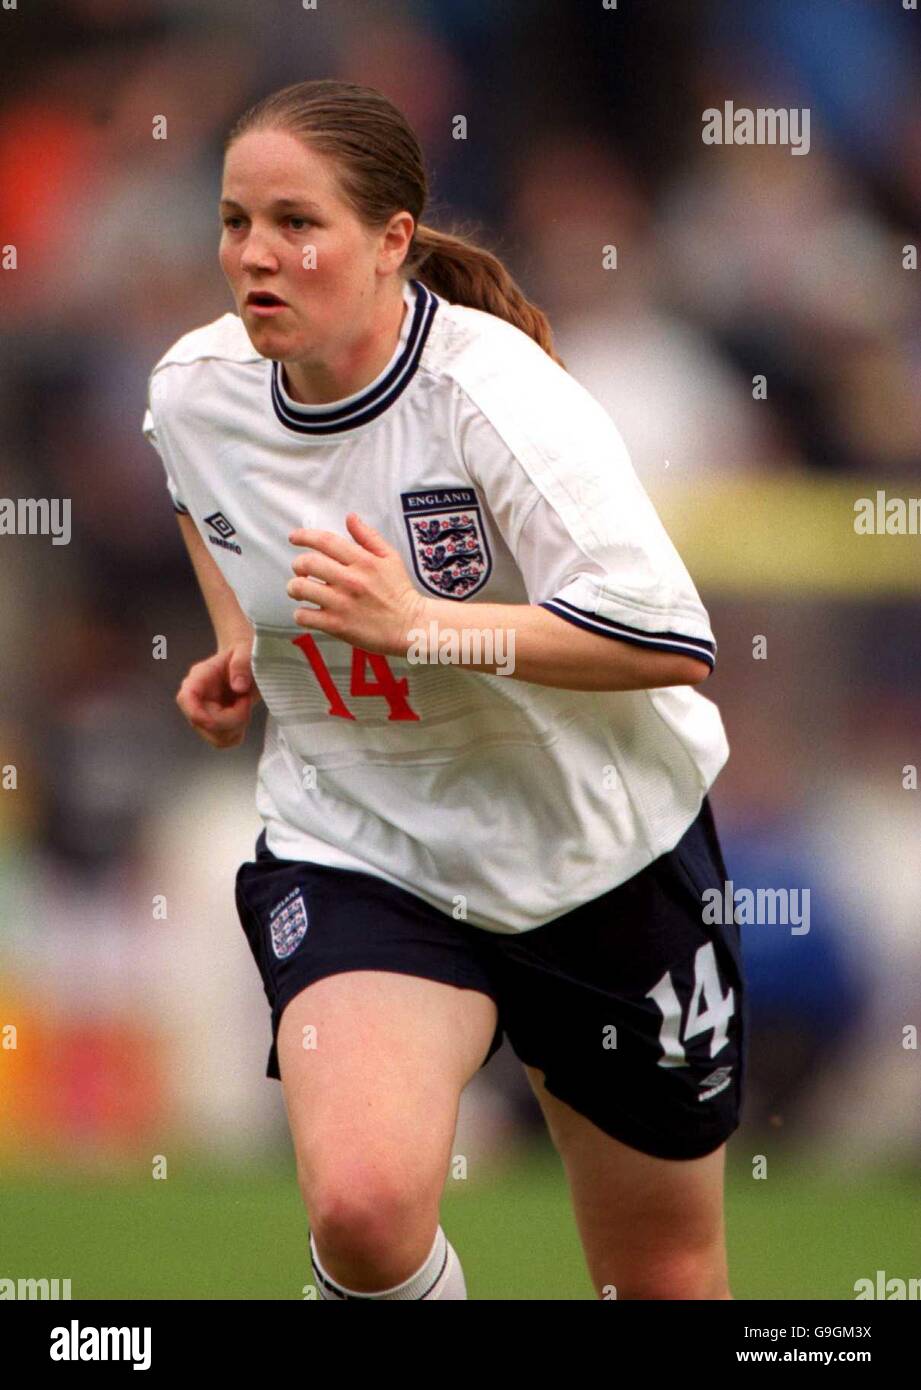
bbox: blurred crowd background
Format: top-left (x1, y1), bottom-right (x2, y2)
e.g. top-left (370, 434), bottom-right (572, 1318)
top-left (1, 0), bottom-right (920, 1291)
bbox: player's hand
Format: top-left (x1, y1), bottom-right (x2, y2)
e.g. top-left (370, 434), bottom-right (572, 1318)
top-left (287, 513), bottom-right (430, 656)
top-left (176, 639), bottom-right (261, 748)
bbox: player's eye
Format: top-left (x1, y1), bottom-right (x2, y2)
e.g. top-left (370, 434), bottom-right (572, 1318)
top-left (285, 216), bottom-right (314, 230)
top-left (221, 216), bottom-right (246, 230)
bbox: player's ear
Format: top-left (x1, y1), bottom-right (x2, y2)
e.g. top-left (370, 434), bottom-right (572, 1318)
top-left (379, 210), bottom-right (414, 272)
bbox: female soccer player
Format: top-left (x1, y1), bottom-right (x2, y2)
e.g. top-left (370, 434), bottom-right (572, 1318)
top-left (143, 79), bottom-right (744, 1301)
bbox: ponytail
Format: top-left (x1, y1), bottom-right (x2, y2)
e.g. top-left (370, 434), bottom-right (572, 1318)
top-left (407, 223), bottom-right (566, 369)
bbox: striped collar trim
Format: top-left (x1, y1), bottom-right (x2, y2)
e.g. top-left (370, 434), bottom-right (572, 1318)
top-left (270, 278), bottom-right (438, 437)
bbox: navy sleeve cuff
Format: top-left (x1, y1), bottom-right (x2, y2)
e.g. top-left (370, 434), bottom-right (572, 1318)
top-left (539, 597), bottom-right (716, 670)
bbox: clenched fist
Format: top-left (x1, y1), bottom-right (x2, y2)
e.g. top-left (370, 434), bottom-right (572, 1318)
top-left (176, 639), bottom-right (261, 748)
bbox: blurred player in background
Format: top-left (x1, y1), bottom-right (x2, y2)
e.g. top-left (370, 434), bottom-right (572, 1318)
top-left (143, 80), bottom-right (745, 1301)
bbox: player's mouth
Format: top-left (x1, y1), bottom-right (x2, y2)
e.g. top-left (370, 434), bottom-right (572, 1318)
top-left (245, 290), bottom-right (290, 316)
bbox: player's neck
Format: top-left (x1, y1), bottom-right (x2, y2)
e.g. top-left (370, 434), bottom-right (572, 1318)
top-left (281, 288), bottom-right (407, 407)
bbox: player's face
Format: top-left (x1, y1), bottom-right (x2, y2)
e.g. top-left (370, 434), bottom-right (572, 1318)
top-left (219, 128), bottom-right (386, 361)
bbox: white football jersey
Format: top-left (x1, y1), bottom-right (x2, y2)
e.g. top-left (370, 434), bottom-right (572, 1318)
top-left (142, 276), bottom-right (729, 933)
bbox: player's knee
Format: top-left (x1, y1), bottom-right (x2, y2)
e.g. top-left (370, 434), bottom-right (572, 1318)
top-left (307, 1166), bottom-right (433, 1266)
top-left (603, 1247), bottom-right (729, 1301)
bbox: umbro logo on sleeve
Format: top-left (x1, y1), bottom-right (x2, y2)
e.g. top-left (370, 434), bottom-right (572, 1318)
top-left (204, 511), bottom-right (242, 555)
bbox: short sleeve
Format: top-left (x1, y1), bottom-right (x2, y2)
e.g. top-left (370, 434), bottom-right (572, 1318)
top-left (458, 375), bottom-right (717, 671)
top-left (516, 491), bottom-right (716, 670)
top-left (142, 396), bottom-right (190, 516)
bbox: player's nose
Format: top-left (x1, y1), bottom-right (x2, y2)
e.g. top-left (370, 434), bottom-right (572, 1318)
top-left (239, 235), bottom-right (280, 274)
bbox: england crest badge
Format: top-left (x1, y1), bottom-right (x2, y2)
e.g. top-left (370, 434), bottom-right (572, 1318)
top-left (269, 887), bottom-right (309, 960)
top-left (400, 487), bottom-right (492, 599)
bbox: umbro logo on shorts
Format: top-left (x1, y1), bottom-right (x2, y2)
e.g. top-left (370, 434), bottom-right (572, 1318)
top-left (269, 887), bottom-right (309, 959)
top-left (697, 1065), bottom-right (733, 1102)
top-left (204, 510), bottom-right (242, 555)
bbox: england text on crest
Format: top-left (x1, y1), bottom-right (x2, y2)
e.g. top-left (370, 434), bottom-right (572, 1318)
top-left (400, 487), bottom-right (492, 599)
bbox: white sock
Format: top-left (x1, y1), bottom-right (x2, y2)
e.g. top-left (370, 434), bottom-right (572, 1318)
top-left (309, 1224), bottom-right (467, 1300)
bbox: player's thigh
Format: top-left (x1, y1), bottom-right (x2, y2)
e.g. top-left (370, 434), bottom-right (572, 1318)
top-left (525, 1064), bottom-right (729, 1299)
top-left (278, 971), bottom-right (498, 1213)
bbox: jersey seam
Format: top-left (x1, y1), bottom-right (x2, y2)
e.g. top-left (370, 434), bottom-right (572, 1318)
top-left (439, 374), bottom-right (570, 565)
top-left (443, 376), bottom-right (705, 624)
top-left (509, 489), bottom-right (545, 557)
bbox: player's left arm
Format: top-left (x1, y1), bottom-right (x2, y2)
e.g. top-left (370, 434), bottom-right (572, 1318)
top-left (287, 515), bottom-right (711, 692)
top-left (439, 378), bottom-right (720, 692)
top-left (287, 358), bottom-right (718, 694)
top-left (394, 596), bottom-right (711, 691)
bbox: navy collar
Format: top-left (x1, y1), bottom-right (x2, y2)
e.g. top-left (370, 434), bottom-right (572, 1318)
top-left (270, 278), bottom-right (438, 437)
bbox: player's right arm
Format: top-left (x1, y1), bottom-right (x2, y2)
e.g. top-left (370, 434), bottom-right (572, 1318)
top-left (174, 512), bottom-right (261, 749)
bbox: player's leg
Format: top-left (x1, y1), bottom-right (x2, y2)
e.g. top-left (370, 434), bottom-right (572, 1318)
top-left (491, 796), bottom-right (744, 1300)
top-left (278, 970), bottom-right (498, 1295)
top-left (234, 836), bottom-right (504, 1299)
top-left (524, 1064), bottom-right (731, 1299)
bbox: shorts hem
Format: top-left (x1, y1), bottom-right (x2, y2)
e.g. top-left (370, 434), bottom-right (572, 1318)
top-left (527, 1066), bottom-right (740, 1161)
top-left (263, 965), bottom-right (501, 1081)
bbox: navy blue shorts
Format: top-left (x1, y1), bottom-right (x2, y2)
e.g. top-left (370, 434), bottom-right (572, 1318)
top-left (234, 796), bottom-right (746, 1161)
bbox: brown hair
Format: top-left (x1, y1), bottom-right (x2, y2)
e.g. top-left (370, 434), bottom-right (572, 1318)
top-left (224, 79), bottom-right (565, 367)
